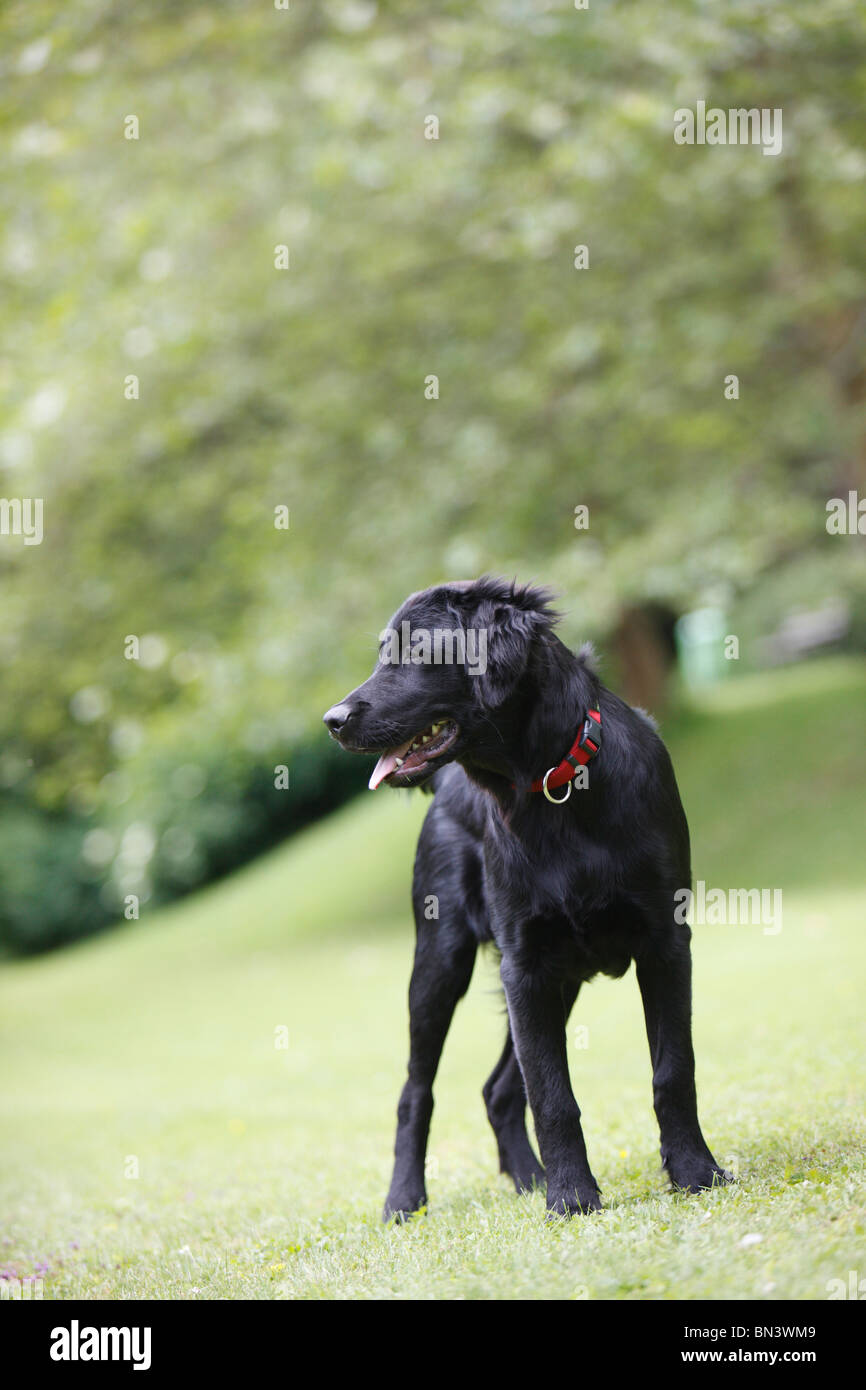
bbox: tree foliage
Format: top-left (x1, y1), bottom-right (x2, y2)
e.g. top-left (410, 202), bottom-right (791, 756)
top-left (1, 0), bottom-right (864, 949)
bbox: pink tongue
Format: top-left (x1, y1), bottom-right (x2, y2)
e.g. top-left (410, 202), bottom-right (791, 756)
top-left (369, 734), bottom-right (416, 790)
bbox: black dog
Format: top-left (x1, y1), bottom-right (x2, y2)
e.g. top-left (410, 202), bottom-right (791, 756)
top-left (323, 577), bottom-right (727, 1219)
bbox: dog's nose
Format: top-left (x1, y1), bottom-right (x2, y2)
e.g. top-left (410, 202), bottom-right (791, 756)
top-left (323, 702), bottom-right (352, 734)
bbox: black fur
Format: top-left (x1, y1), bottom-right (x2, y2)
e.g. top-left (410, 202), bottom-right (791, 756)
top-left (323, 577), bottom-right (727, 1219)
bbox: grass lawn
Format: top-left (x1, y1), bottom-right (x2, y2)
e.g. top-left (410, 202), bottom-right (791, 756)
top-left (1, 657), bottom-right (865, 1300)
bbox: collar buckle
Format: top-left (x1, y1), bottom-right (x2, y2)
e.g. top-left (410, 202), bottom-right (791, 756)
top-left (576, 711), bottom-right (602, 759)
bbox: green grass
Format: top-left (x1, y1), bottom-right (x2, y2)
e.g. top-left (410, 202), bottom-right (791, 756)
top-left (1, 656), bottom-right (865, 1300)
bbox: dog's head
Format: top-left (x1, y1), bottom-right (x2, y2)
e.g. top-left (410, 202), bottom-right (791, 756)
top-left (322, 577), bottom-right (557, 789)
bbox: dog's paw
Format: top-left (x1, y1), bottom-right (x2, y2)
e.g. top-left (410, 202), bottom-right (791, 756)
top-left (508, 1161), bottom-right (546, 1195)
top-left (382, 1193), bottom-right (427, 1224)
top-left (545, 1184), bottom-right (602, 1219)
top-left (666, 1156), bottom-right (732, 1194)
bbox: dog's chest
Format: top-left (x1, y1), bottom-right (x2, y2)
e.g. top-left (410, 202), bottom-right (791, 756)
top-left (483, 837), bottom-right (640, 979)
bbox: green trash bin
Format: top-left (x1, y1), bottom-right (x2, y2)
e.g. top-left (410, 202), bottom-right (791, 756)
top-left (674, 607), bottom-right (728, 690)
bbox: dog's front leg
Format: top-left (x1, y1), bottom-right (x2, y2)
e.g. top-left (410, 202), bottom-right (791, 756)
top-left (636, 928), bottom-right (728, 1193)
top-left (383, 925), bottom-right (476, 1222)
top-left (500, 957), bottom-right (601, 1216)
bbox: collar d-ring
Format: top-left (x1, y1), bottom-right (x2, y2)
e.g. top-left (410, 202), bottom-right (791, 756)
top-left (542, 767), bottom-right (572, 804)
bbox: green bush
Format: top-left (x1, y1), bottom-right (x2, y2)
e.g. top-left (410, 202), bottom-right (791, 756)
top-left (0, 738), bottom-right (369, 957)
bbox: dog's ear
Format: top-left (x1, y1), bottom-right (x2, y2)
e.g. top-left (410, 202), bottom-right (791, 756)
top-left (470, 596), bottom-right (546, 709)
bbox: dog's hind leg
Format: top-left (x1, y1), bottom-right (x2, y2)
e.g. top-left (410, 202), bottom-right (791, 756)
top-left (383, 876), bottom-right (477, 1222)
top-left (484, 980), bottom-right (579, 1195)
top-left (483, 1029), bottom-right (544, 1192)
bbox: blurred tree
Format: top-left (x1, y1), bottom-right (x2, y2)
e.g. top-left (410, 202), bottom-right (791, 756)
top-left (0, 0), bottom-right (864, 948)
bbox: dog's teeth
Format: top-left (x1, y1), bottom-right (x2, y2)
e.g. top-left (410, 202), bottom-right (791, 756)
top-left (421, 735), bottom-right (430, 744)
top-left (395, 758), bottom-right (404, 766)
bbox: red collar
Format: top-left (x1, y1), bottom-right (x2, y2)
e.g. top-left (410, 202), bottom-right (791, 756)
top-left (523, 708), bottom-right (602, 798)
